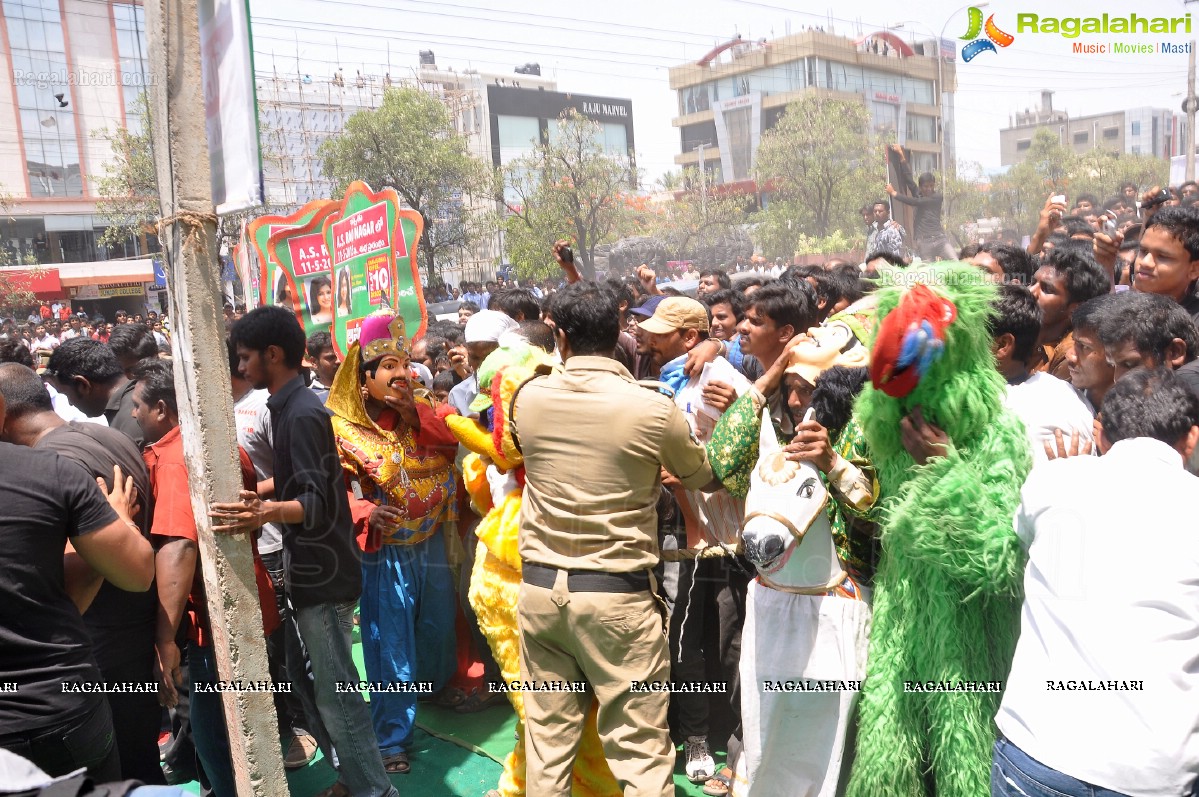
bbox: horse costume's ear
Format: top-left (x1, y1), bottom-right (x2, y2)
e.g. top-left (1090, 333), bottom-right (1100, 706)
top-left (758, 405), bottom-right (779, 453)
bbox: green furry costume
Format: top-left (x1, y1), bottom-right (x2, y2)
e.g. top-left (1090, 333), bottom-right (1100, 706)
top-left (847, 263), bottom-right (1032, 797)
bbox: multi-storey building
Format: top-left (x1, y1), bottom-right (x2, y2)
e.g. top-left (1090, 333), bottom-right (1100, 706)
top-left (0, 0), bottom-right (163, 316)
top-left (1000, 90), bottom-right (1177, 166)
top-left (0, 0), bottom-right (153, 264)
top-left (668, 29), bottom-right (956, 189)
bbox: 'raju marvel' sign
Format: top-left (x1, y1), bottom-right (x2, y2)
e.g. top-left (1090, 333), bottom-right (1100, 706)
top-left (581, 101), bottom-right (629, 118)
top-left (331, 202), bottom-right (394, 263)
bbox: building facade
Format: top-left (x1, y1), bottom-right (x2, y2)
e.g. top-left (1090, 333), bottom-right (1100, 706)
top-left (0, 0), bottom-right (154, 267)
top-left (256, 56), bottom-right (634, 285)
top-left (1000, 90), bottom-right (1177, 165)
top-left (418, 58), bottom-right (635, 280)
top-left (256, 66), bottom-right (391, 209)
top-left (668, 29), bottom-right (956, 187)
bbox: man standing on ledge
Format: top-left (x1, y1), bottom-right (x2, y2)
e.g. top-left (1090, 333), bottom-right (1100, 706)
top-left (512, 281), bottom-right (722, 797)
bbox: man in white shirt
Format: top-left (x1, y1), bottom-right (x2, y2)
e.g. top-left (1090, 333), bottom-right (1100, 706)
top-left (989, 285), bottom-right (1095, 462)
top-left (994, 367), bottom-right (1199, 797)
top-left (28, 324), bottom-right (59, 353)
top-left (59, 316), bottom-right (83, 341)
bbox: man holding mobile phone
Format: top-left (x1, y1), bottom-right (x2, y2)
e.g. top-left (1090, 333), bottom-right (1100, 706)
top-left (1139, 185), bottom-right (1172, 225)
top-left (1027, 193), bottom-right (1069, 256)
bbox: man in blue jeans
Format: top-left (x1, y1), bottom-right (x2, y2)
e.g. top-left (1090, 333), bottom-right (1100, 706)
top-left (994, 368), bottom-right (1199, 797)
top-left (215, 306), bottom-right (397, 797)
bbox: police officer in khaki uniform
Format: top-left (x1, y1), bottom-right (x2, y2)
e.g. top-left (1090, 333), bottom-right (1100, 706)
top-left (512, 281), bottom-right (721, 797)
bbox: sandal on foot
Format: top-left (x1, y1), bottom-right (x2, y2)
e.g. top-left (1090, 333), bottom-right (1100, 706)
top-left (702, 768), bottom-right (733, 797)
top-left (422, 687), bottom-right (467, 708)
top-left (454, 690), bottom-right (507, 713)
top-left (382, 752), bottom-right (410, 775)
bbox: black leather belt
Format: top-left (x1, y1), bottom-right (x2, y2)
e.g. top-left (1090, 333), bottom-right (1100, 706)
top-left (522, 563), bottom-right (651, 593)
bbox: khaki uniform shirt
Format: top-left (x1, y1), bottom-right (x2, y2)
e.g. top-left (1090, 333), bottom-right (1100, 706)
top-left (514, 356), bottom-right (714, 573)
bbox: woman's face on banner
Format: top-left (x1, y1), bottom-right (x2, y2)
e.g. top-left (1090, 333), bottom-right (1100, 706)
top-left (318, 282), bottom-right (333, 311)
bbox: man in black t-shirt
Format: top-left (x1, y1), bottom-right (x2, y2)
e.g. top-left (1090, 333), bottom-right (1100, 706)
top-left (215, 307), bottom-right (396, 797)
top-left (0, 388), bottom-right (155, 781)
top-left (46, 338), bottom-right (144, 447)
top-left (0, 363), bottom-right (161, 784)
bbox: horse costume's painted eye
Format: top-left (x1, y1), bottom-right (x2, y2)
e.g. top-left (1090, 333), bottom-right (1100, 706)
top-left (797, 477), bottom-right (817, 499)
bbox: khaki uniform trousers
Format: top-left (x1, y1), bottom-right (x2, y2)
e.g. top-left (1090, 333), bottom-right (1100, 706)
top-left (518, 568), bottom-right (674, 797)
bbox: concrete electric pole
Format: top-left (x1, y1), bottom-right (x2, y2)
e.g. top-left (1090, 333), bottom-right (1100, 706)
top-left (142, 0), bottom-right (287, 793)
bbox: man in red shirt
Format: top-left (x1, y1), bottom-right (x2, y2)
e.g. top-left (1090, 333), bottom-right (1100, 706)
top-left (134, 359), bottom-right (279, 797)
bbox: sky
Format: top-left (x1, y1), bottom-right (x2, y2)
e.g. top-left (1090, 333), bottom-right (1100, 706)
top-left (246, 0), bottom-right (1194, 183)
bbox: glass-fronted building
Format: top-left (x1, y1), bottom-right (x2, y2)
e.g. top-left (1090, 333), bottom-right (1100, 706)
top-left (0, 0), bottom-right (156, 266)
top-left (669, 30), bottom-right (955, 188)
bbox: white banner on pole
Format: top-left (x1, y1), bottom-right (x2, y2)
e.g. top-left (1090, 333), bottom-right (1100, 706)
top-left (199, 0), bottom-right (263, 215)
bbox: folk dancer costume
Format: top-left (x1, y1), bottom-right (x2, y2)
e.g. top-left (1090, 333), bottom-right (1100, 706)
top-left (846, 263), bottom-right (1031, 797)
top-left (444, 341), bottom-right (620, 797)
top-left (706, 299), bottom-right (880, 797)
top-left (326, 312), bottom-right (461, 771)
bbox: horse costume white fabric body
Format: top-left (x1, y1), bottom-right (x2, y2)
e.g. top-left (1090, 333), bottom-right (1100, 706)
top-left (733, 408), bottom-right (871, 797)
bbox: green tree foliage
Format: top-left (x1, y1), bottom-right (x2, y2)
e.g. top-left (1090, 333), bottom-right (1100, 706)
top-left (940, 162), bottom-right (992, 242)
top-left (751, 197), bottom-right (829, 260)
top-left (987, 128), bottom-right (1169, 234)
top-left (501, 111), bottom-right (639, 281)
top-left (753, 96), bottom-right (876, 240)
top-left (93, 92), bottom-right (158, 252)
top-left (318, 86), bottom-right (491, 285)
top-left (646, 168), bottom-right (748, 260)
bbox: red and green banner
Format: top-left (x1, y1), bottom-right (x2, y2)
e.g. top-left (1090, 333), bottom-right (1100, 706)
top-left (323, 181), bottom-right (426, 358)
top-left (265, 202), bottom-right (340, 337)
top-left (246, 199), bottom-right (336, 310)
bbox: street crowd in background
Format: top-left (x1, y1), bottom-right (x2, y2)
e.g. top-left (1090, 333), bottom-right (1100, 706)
top-left (2, 167), bottom-right (1199, 797)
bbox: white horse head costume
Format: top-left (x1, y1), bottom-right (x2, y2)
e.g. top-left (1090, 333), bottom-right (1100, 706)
top-left (738, 297), bottom-right (878, 592)
top-left (741, 406), bottom-right (846, 592)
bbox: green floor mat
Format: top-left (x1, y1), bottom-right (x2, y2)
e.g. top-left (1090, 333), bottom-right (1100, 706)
top-left (175, 620), bottom-right (729, 795)
top-left (415, 702), bottom-right (518, 764)
top-left (177, 727), bottom-right (503, 796)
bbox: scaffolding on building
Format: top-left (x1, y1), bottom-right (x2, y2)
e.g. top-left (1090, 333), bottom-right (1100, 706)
top-left (253, 52), bottom-right (499, 285)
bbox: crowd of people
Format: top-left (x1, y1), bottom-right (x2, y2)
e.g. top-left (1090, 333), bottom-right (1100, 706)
top-left (2, 173), bottom-right (1199, 797)
top-left (2, 305), bottom-right (172, 356)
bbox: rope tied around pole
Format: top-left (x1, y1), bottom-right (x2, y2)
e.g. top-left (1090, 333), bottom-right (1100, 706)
top-left (157, 210), bottom-right (220, 258)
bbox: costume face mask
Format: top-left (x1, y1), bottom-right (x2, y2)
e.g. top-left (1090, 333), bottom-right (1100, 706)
top-left (785, 318), bottom-right (871, 386)
top-left (363, 354), bottom-right (412, 404)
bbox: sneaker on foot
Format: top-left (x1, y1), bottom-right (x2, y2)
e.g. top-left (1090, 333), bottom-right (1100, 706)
top-left (284, 733), bottom-right (319, 769)
top-left (685, 736), bottom-right (715, 783)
